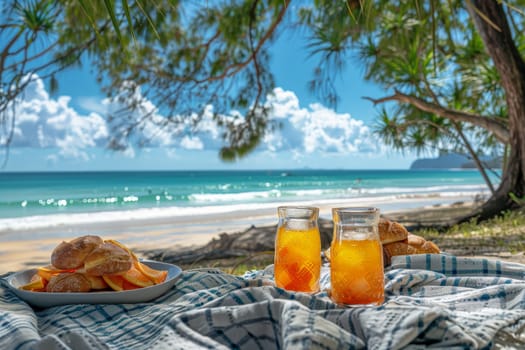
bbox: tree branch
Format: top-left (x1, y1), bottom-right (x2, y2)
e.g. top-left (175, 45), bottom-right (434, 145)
top-left (248, 0), bottom-right (263, 111)
top-left (364, 89), bottom-right (509, 143)
top-left (194, 0), bottom-right (289, 84)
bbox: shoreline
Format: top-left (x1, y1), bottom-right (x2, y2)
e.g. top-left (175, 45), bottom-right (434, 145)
top-left (0, 192), bottom-right (481, 235)
top-left (0, 195), bottom-right (506, 275)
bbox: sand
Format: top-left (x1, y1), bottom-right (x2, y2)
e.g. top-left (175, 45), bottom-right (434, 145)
top-left (0, 220), bottom-right (252, 274)
top-left (2, 196), bottom-right (521, 275)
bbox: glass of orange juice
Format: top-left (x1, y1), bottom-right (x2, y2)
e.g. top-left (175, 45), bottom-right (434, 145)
top-left (330, 207), bottom-right (384, 306)
top-left (274, 206), bottom-right (321, 293)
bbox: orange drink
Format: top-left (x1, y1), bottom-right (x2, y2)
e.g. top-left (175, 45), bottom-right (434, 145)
top-left (330, 207), bottom-right (384, 306)
top-left (330, 239), bottom-right (384, 305)
top-left (274, 206), bottom-right (321, 293)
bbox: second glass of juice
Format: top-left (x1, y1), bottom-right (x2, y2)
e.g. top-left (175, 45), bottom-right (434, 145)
top-left (274, 206), bottom-right (321, 293)
top-left (330, 207), bottom-right (384, 306)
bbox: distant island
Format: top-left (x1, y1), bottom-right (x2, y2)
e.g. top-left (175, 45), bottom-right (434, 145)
top-left (410, 153), bottom-right (502, 169)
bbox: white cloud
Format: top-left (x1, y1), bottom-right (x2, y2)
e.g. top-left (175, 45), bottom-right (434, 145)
top-left (6, 76), bottom-right (108, 161)
top-left (180, 136), bottom-right (204, 150)
top-left (262, 88), bottom-right (380, 156)
top-left (77, 96), bottom-right (108, 114)
top-left (7, 76), bottom-right (382, 163)
top-left (103, 84), bottom-right (225, 152)
top-left (102, 84), bottom-right (381, 157)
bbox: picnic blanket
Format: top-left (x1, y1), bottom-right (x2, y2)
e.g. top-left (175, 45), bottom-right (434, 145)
top-left (1, 254), bottom-right (524, 350)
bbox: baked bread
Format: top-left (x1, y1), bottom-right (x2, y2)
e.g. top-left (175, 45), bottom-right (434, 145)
top-left (46, 272), bottom-right (91, 293)
top-left (407, 234), bottom-right (441, 254)
top-left (20, 236), bottom-right (171, 293)
top-left (382, 233), bottom-right (440, 265)
top-left (51, 235), bottom-right (104, 269)
top-left (378, 219), bottom-right (409, 244)
top-left (382, 241), bottom-right (417, 261)
top-left (83, 242), bottom-right (133, 276)
top-left (84, 275), bottom-right (109, 290)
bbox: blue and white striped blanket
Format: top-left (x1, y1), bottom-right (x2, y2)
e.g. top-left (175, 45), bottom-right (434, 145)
top-left (1, 254), bottom-right (524, 349)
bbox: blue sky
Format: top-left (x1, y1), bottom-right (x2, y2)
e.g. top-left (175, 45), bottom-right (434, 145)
top-left (3, 24), bottom-right (419, 172)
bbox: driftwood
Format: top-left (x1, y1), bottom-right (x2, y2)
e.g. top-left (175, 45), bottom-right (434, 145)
top-left (141, 219), bottom-right (334, 266)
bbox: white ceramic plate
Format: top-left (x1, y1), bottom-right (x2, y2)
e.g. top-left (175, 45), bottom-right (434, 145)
top-left (5, 260), bottom-right (182, 308)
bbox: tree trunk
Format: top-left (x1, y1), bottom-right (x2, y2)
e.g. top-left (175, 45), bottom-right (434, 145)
top-left (466, 0), bottom-right (525, 220)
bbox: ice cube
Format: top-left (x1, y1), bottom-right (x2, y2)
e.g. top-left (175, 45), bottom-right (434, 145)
top-left (286, 219), bottom-right (310, 231)
top-left (351, 276), bottom-right (371, 295)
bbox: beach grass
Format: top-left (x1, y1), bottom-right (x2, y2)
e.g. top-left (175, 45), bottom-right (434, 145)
top-left (418, 207), bottom-right (525, 258)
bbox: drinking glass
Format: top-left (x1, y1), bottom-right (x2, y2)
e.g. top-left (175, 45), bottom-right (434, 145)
top-left (330, 207), bottom-right (384, 306)
top-left (274, 206), bottom-right (321, 293)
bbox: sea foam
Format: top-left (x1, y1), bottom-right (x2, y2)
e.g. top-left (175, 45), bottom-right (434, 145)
top-left (0, 190), bottom-right (489, 234)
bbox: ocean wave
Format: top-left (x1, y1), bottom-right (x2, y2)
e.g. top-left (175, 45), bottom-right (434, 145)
top-left (0, 184), bottom-right (489, 207)
top-left (0, 183), bottom-right (490, 223)
top-left (0, 190), bottom-right (490, 233)
top-left (357, 184), bottom-right (488, 195)
top-left (188, 189), bottom-right (283, 202)
top-left (186, 184), bottom-right (488, 203)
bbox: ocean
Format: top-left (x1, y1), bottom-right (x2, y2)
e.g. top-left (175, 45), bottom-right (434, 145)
top-left (0, 169), bottom-right (495, 233)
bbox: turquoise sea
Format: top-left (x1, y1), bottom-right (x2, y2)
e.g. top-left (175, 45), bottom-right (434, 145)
top-left (0, 169), bottom-right (496, 233)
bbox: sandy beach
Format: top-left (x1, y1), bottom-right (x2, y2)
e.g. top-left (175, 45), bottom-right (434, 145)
top-left (2, 195), bottom-right (522, 275)
top-left (0, 215), bottom-right (253, 274)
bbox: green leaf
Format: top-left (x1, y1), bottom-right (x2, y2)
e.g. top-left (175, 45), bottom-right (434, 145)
top-left (102, 0), bottom-right (123, 41)
top-left (122, 0), bottom-right (137, 44)
top-left (134, 0), bottom-right (161, 40)
top-left (49, 75), bottom-right (59, 94)
top-left (76, 0), bottom-right (105, 43)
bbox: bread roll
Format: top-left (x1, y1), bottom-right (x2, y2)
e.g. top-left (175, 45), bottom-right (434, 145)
top-left (46, 273), bottom-right (91, 293)
top-left (382, 241), bottom-right (418, 263)
top-left (84, 274), bottom-right (109, 290)
top-left (84, 242), bottom-right (132, 276)
top-left (51, 235), bottom-right (104, 269)
top-left (383, 234), bottom-right (441, 265)
top-left (378, 219), bottom-right (409, 244)
top-left (407, 234), bottom-right (441, 254)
